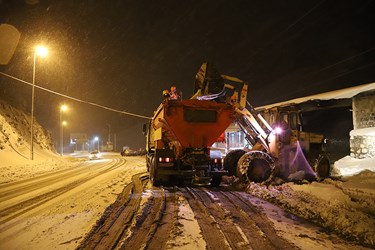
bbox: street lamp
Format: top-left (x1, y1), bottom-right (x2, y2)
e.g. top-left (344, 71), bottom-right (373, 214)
top-left (30, 45), bottom-right (48, 160)
top-left (94, 136), bottom-right (99, 151)
top-left (60, 104), bottom-right (68, 156)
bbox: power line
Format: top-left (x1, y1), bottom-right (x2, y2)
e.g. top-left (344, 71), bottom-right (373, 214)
top-left (250, 0), bottom-right (327, 60)
top-left (318, 60), bottom-right (375, 85)
top-left (309, 47), bottom-right (375, 74)
top-left (265, 60), bottom-right (375, 104)
top-left (269, 46), bottom-right (375, 98)
top-left (284, 0), bottom-right (327, 34)
top-left (0, 71), bottom-right (152, 120)
top-left (265, 46), bottom-right (375, 89)
top-left (247, 0), bottom-right (327, 81)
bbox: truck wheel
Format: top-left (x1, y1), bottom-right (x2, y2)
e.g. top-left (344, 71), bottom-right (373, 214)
top-left (314, 154), bottom-right (331, 181)
top-left (146, 154), bottom-right (154, 172)
top-left (237, 151), bottom-right (275, 183)
top-left (224, 149), bottom-right (246, 176)
top-left (150, 158), bottom-right (160, 186)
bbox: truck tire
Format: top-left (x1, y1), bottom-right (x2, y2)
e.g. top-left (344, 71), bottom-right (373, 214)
top-left (237, 151), bottom-right (275, 183)
top-left (146, 154), bottom-right (154, 172)
top-left (314, 154), bottom-right (331, 181)
top-left (150, 158), bottom-right (160, 186)
top-left (223, 149), bottom-right (246, 176)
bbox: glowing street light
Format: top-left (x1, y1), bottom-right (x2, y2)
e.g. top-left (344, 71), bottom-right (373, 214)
top-left (94, 136), bottom-right (99, 151)
top-left (60, 104), bottom-right (68, 156)
top-left (30, 45), bottom-right (48, 160)
top-left (35, 45), bottom-right (48, 57)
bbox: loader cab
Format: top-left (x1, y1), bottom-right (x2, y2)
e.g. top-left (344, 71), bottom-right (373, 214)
top-left (260, 106), bottom-right (328, 156)
top-left (261, 107), bottom-right (301, 132)
top-left (279, 111), bottom-right (299, 130)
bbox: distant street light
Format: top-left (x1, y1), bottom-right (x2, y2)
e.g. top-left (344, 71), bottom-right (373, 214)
top-left (30, 45), bottom-right (48, 160)
top-left (94, 136), bottom-right (99, 151)
top-left (60, 104), bottom-right (68, 156)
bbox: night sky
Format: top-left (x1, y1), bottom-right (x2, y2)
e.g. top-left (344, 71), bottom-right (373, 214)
top-left (0, 0), bottom-right (374, 150)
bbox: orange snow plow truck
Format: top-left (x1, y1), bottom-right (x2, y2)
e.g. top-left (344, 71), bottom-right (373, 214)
top-left (144, 63), bottom-right (331, 186)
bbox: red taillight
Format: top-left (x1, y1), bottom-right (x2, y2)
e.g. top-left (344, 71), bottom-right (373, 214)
top-left (213, 158), bottom-right (222, 164)
top-left (159, 157), bottom-right (173, 163)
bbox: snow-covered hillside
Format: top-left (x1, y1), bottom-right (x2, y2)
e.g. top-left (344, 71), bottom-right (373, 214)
top-left (0, 100), bottom-right (74, 183)
top-left (0, 100), bottom-right (56, 162)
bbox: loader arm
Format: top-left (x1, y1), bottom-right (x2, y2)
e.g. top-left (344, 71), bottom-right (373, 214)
top-left (192, 62), bottom-right (275, 153)
top-left (234, 107), bottom-right (272, 153)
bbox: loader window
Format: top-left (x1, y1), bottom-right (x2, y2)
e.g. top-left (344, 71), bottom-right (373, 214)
top-left (184, 109), bottom-right (217, 123)
top-left (280, 112), bottom-right (288, 123)
top-left (289, 113), bottom-right (299, 130)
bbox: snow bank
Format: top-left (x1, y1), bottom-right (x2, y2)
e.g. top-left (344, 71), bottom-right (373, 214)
top-left (350, 127), bottom-right (375, 136)
top-left (334, 156), bottom-right (375, 176)
top-left (246, 172), bottom-right (375, 248)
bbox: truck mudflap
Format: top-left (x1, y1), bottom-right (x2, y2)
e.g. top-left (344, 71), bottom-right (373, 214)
top-left (193, 176), bottom-right (212, 186)
top-left (209, 170), bottom-right (228, 186)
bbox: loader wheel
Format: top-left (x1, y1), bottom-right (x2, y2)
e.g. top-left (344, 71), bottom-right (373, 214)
top-left (237, 151), bottom-right (275, 183)
top-left (314, 154), bottom-right (331, 181)
top-left (223, 149), bottom-right (246, 176)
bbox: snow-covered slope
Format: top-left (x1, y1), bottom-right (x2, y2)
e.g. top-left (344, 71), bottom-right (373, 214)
top-left (0, 100), bottom-right (58, 167)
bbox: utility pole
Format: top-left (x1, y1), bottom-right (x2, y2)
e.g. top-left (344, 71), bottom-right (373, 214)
top-left (107, 123), bottom-right (111, 144)
top-left (114, 133), bottom-right (117, 151)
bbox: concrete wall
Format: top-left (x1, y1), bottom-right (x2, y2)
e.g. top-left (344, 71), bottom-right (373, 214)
top-left (353, 90), bottom-right (375, 129)
top-left (350, 133), bottom-right (375, 159)
top-left (350, 90), bottom-right (375, 159)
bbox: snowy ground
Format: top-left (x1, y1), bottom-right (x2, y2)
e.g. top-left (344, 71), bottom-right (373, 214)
top-left (1, 152), bottom-right (374, 249)
top-left (1, 143), bottom-right (374, 249)
top-left (245, 169), bottom-right (375, 248)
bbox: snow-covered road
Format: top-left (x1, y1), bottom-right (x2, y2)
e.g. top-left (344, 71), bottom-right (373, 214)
top-left (0, 154), bottom-right (147, 250)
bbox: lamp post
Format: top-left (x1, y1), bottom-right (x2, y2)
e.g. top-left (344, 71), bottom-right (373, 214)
top-left (30, 45), bottom-right (48, 160)
top-left (60, 104), bottom-right (68, 156)
top-left (94, 136), bottom-right (99, 151)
